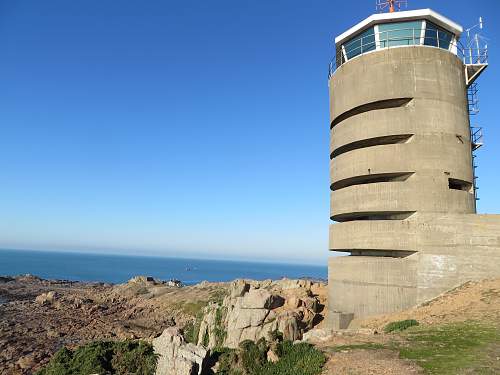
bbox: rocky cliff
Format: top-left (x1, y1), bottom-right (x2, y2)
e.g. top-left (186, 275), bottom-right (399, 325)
top-left (195, 278), bottom-right (325, 350)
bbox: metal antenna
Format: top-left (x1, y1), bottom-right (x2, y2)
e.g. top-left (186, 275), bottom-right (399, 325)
top-left (376, 0), bottom-right (408, 13)
top-left (464, 16), bottom-right (488, 65)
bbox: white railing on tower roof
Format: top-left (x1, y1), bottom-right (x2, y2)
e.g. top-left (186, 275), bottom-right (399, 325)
top-left (328, 26), bottom-right (488, 79)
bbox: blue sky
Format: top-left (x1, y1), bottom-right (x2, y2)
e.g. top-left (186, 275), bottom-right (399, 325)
top-left (0, 0), bottom-right (499, 265)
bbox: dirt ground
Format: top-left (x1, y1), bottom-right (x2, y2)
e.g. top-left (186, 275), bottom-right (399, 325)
top-left (317, 278), bottom-right (500, 375)
top-left (359, 278), bottom-right (500, 330)
top-left (323, 349), bottom-right (423, 375)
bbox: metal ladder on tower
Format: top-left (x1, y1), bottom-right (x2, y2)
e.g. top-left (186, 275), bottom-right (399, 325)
top-left (469, 124), bottom-right (483, 202)
top-left (462, 17), bottom-right (488, 207)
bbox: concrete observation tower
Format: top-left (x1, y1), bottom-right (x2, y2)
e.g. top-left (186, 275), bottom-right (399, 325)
top-left (327, 1), bottom-right (499, 329)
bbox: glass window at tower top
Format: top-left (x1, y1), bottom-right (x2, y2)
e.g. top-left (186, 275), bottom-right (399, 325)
top-left (340, 19), bottom-right (456, 64)
top-left (424, 21), bottom-right (453, 50)
top-left (344, 27), bottom-right (376, 60)
top-left (378, 21), bottom-right (423, 48)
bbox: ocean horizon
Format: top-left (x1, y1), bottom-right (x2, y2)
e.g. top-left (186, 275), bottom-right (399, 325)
top-left (0, 248), bottom-right (327, 285)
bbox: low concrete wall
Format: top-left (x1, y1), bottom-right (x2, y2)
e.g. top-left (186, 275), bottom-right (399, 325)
top-left (328, 254), bottom-right (418, 318)
top-left (415, 213), bottom-right (500, 303)
top-left (328, 213), bottom-right (500, 322)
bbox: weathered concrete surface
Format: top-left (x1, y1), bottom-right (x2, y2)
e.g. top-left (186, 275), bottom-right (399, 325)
top-left (329, 47), bottom-right (475, 223)
top-left (328, 213), bottom-right (500, 320)
top-left (327, 46), bottom-right (500, 325)
top-left (328, 311), bottom-right (355, 330)
top-left (328, 254), bottom-right (418, 319)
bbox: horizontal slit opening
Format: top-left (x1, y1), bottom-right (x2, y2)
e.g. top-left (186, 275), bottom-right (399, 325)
top-left (448, 178), bottom-right (472, 192)
top-left (331, 134), bottom-right (413, 159)
top-left (333, 250), bottom-right (417, 258)
top-left (331, 98), bottom-right (413, 128)
top-left (331, 172), bottom-right (414, 191)
top-left (331, 211), bottom-right (416, 222)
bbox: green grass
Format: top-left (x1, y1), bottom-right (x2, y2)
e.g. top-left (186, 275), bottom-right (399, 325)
top-left (213, 306), bottom-right (227, 349)
top-left (398, 322), bottom-right (500, 374)
top-left (321, 321), bottom-right (500, 374)
top-left (36, 341), bottom-right (157, 375)
top-left (180, 300), bottom-right (208, 316)
top-left (183, 319), bottom-right (200, 344)
top-left (259, 341), bottom-right (326, 375)
top-left (209, 289), bottom-right (228, 304)
top-left (135, 287), bottom-right (149, 296)
top-left (384, 319), bottom-right (419, 333)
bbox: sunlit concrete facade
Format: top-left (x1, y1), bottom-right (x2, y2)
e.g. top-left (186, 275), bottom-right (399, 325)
top-left (327, 9), bottom-right (500, 328)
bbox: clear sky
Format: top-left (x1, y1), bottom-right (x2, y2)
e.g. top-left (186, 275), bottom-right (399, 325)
top-left (0, 0), bottom-right (499, 265)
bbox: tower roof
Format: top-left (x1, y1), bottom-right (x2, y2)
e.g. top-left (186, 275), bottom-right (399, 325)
top-left (335, 8), bottom-right (463, 47)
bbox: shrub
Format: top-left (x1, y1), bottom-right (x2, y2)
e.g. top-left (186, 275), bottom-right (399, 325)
top-left (239, 339), bottom-right (268, 373)
top-left (215, 337), bottom-right (325, 375)
top-left (183, 319), bottom-right (202, 345)
top-left (213, 306), bottom-right (227, 348)
top-left (111, 341), bottom-right (157, 375)
top-left (384, 319), bottom-right (419, 333)
top-left (215, 347), bottom-right (241, 375)
top-left (260, 341), bottom-right (326, 375)
top-left (37, 340), bottom-right (157, 375)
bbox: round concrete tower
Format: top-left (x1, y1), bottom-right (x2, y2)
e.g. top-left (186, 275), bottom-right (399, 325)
top-left (330, 9), bottom-right (475, 227)
top-left (327, 9), bottom-right (493, 327)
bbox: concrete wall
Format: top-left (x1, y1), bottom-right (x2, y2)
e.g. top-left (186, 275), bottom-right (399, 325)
top-left (328, 213), bottom-right (500, 317)
top-left (327, 46), bottom-right (500, 324)
top-left (328, 255), bottom-right (418, 318)
top-left (415, 213), bottom-right (500, 303)
top-left (329, 47), bottom-right (475, 223)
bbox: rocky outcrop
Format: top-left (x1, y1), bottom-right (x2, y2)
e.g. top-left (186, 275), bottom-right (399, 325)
top-left (0, 275), bottom-right (325, 375)
top-left (35, 291), bottom-right (58, 306)
top-left (197, 279), bottom-right (324, 349)
top-left (153, 327), bottom-right (208, 375)
top-left (127, 276), bottom-right (183, 288)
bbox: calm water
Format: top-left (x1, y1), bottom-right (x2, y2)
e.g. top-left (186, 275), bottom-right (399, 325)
top-left (0, 249), bottom-right (326, 285)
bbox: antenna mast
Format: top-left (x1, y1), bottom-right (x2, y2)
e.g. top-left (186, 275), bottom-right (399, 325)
top-left (376, 0), bottom-right (408, 13)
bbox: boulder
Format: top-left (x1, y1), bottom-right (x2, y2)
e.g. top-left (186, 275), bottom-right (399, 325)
top-left (197, 305), bottom-right (219, 348)
top-left (302, 328), bottom-right (333, 342)
top-left (166, 279), bottom-right (183, 288)
top-left (300, 307), bottom-right (317, 329)
top-left (196, 278), bottom-right (325, 350)
top-left (230, 280), bottom-right (250, 298)
top-left (276, 278), bottom-right (313, 290)
top-left (35, 291), bottom-right (57, 306)
top-left (240, 289), bottom-right (283, 309)
top-left (286, 296), bottom-right (302, 309)
top-left (231, 307), bottom-right (268, 329)
top-left (153, 327), bottom-right (208, 375)
top-left (277, 312), bottom-right (301, 341)
top-left (128, 276), bottom-right (157, 284)
top-left (301, 297), bottom-right (319, 313)
top-left (267, 349), bottom-right (279, 363)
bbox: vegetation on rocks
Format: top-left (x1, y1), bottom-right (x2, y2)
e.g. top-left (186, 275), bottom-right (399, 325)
top-left (36, 341), bottom-right (157, 375)
top-left (183, 318), bottom-right (201, 344)
top-left (213, 306), bottom-right (227, 349)
top-left (215, 335), bottom-right (326, 375)
top-left (384, 319), bottom-right (419, 333)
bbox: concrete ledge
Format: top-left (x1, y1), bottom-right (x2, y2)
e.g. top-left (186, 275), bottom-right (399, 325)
top-left (330, 141), bottom-right (473, 185)
top-left (329, 311), bottom-right (354, 330)
top-left (330, 181), bottom-right (475, 218)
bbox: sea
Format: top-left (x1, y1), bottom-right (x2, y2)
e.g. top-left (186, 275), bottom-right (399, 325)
top-left (0, 249), bottom-right (327, 285)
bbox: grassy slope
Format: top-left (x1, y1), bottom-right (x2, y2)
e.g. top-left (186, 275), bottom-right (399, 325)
top-left (398, 322), bottom-right (500, 375)
top-left (327, 321), bottom-right (500, 374)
